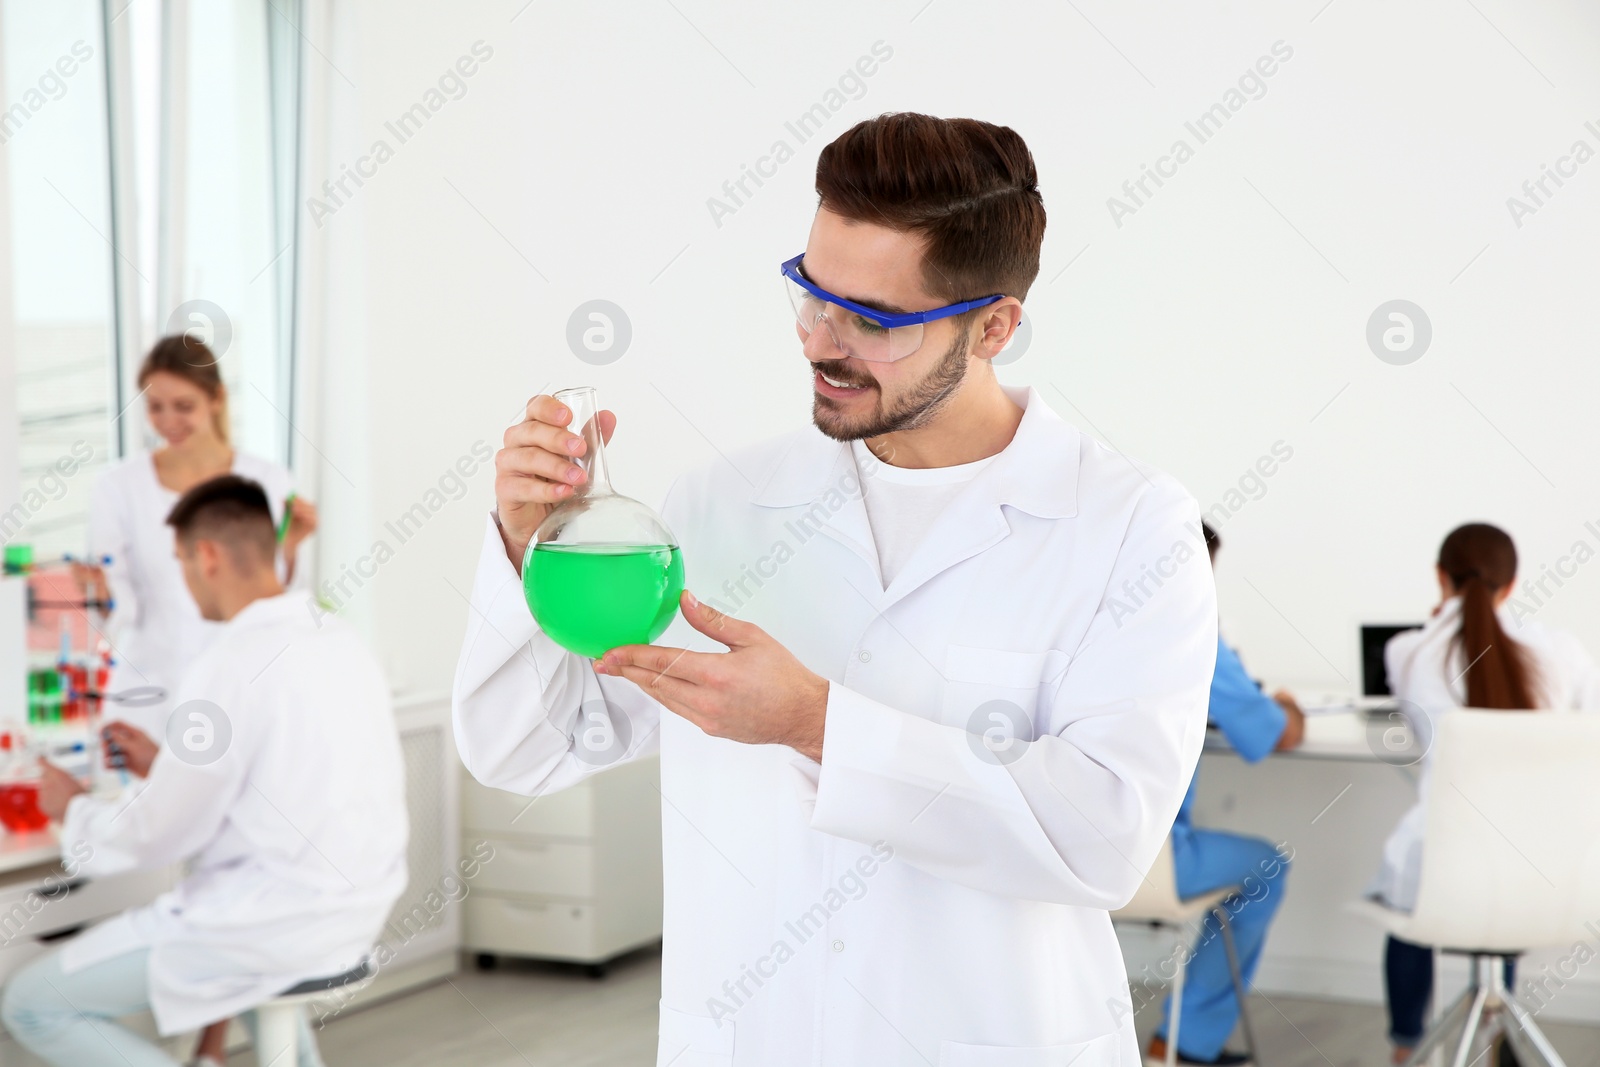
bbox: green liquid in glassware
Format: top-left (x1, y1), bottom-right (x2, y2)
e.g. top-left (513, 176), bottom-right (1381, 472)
top-left (525, 543), bottom-right (685, 659)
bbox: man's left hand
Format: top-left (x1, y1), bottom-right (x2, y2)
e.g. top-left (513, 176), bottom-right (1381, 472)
top-left (37, 760), bottom-right (87, 822)
top-left (1272, 690), bottom-right (1307, 751)
top-left (595, 591), bottom-right (830, 762)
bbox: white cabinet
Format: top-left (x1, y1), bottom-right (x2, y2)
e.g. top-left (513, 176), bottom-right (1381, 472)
top-left (461, 756), bottom-right (662, 971)
top-left (372, 697), bottom-right (462, 976)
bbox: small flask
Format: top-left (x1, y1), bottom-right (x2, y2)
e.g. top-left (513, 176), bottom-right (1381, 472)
top-left (0, 733), bottom-right (48, 833)
top-left (522, 387), bottom-right (685, 659)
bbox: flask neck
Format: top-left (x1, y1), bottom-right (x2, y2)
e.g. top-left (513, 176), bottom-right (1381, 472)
top-left (558, 387), bottom-right (614, 498)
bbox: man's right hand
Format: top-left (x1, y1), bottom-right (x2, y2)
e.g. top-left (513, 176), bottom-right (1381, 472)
top-left (102, 722), bottom-right (159, 779)
top-left (495, 394), bottom-right (616, 572)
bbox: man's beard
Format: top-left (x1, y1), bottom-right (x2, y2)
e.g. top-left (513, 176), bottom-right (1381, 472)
top-left (810, 323), bottom-right (971, 442)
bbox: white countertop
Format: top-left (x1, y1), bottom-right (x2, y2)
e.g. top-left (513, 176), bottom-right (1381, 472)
top-left (1203, 700), bottom-right (1421, 764)
top-left (0, 827), bottom-right (62, 876)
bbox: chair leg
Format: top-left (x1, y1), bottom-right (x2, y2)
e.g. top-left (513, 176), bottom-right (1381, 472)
top-left (1214, 905), bottom-right (1261, 1065)
top-left (1501, 993), bottom-right (1566, 1067)
top-left (1167, 932), bottom-right (1186, 1067)
top-left (1448, 977), bottom-right (1491, 1067)
top-left (256, 1002), bottom-right (301, 1067)
top-left (1400, 985), bottom-right (1479, 1067)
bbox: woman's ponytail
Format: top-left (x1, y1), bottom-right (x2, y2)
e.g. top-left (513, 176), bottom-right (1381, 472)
top-left (1438, 524), bottom-right (1540, 710)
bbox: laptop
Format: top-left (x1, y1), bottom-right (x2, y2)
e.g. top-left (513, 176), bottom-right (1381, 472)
top-left (1361, 623), bottom-right (1424, 697)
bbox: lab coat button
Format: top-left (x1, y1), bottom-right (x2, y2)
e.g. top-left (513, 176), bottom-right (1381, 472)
top-left (857, 650), bottom-right (871, 663)
top-left (832, 939), bottom-right (844, 952)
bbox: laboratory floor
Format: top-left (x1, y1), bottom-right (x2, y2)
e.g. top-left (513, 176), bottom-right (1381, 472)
top-left (0, 947), bottom-right (1594, 1065)
top-left (261, 947), bottom-right (1600, 1067)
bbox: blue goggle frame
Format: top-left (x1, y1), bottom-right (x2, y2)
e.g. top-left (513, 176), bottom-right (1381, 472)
top-left (780, 254), bottom-right (1004, 328)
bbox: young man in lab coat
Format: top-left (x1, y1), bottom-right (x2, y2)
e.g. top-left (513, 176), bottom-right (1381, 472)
top-left (2, 475), bottom-right (409, 1067)
top-left (456, 112), bottom-right (1219, 1065)
top-left (1144, 522), bottom-right (1304, 1066)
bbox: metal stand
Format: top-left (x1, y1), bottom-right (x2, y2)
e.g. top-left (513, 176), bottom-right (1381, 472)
top-left (1148, 906), bottom-right (1264, 1067)
top-left (1214, 905), bottom-right (1262, 1066)
top-left (1401, 954), bottom-right (1565, 1067)
top-left (1167, 926), bottom-right (1185, 1067)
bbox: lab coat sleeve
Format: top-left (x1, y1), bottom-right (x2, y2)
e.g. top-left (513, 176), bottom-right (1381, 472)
top-left (1558, 632), bottom-right (1600, 711)
top-left (809, 476), bottom-right (1217, 908)
top-left (59, 741), bottom-right (245, 878)
top-left (1208, 638), bottom-right (1287, 763)
top-left (451, 504), bottom-right (669, 799)
top-left (1383, 630), bottom-right (1418, 697)
top-left (1580, 662), bottom-right (1600, 711)
top-left (86, 473), bottom-right (138, 638)
top-left (261, 463), bottom-right (306, 591)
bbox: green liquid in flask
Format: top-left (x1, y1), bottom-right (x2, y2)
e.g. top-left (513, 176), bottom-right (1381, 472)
top-left (525, 543), bottom-right (685, 659)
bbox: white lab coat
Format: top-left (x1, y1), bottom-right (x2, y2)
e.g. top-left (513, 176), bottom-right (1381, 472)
top-left (454, 385), bottom-right (1217, 1067)
top-left (1370, 596), bottom-right (1600, 912)
top-left (88, 451), bottom-right (294, 735)
top-left (59, 592), bottom-right (409, 1034)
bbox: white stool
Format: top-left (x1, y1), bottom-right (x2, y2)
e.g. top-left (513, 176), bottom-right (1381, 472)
top-left (1350, 709), bottom-right (1600, 1067)
top-left (1112, 838), bottom-right (1261, 1067)
top-left (254, 959), bottom-right (374, 1066)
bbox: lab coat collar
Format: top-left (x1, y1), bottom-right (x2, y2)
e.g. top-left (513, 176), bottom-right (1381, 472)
top-left (749, 384), bottom-right (1081, 519)
top-left (748, 384), bottom-right (1081, 601)
top-left (225, 591), bottom-right (313, 631)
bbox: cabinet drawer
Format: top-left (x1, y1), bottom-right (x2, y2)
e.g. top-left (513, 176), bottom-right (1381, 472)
top-left (467, 837), bottom-right (593, 898)
top-left (461, 777), bottom-right (592, 839)
top-left (0, 865), bottom-right (173, 943)
top-left (463, 894), bottom-right (597, 960)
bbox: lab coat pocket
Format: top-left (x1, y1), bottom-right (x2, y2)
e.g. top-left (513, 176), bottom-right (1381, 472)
top-left (940, 645), bottom-right (1065, 748)
top-left (938, 1029), bottom-right (1123, 1066)
top-left (657, 1003), bottom-right (734, 1066)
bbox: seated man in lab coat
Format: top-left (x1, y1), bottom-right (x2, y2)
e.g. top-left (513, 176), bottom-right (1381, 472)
top-left (1145, 522), bottom-right (1304, 1066)
top-left (1, 474), bottom-right (409, 1067)
top-left (457, 112), bottom-right (1219, 1065)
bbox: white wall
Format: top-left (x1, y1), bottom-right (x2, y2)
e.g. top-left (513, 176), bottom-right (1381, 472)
top-left (302, 0), bottom-right (1600, 1009)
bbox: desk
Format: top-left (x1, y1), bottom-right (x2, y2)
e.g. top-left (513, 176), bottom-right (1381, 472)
top-left (0, 829), bottom-right (66, 876)
top-left (1203, 702), bottom-right (1425, 764)
top-left (0, 827), bottom-right (174, 985)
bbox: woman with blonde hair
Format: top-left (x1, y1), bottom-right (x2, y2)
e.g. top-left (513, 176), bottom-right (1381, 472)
top-left (1374, 522), bottom-right (1600, 1063)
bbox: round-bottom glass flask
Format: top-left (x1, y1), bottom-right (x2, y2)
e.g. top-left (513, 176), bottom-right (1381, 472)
top-left (522, 387), bottom-right (685, 658)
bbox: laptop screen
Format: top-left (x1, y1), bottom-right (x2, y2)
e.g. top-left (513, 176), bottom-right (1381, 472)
top-left (1361, 624), bottom-right (1424, 696)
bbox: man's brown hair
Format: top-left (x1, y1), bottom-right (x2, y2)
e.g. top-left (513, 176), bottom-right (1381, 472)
top-left (166, 474), bottom-right (277, 571)
top-left (815, 112), bottom-right (1047, 305)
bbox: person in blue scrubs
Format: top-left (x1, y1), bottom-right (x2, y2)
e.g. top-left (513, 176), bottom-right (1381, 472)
top-left (1147, 522), bottom-right (1306, 1066)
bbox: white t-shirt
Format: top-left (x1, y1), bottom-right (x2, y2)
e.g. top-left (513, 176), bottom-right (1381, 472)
top-left (850, 438), bottom-right (998, 588)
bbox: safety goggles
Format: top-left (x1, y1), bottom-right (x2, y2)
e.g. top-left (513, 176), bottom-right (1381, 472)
top-left (780, 253), bottom-right (1004, 363)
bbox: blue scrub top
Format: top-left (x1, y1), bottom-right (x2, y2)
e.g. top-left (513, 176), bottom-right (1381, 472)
top-left (1172, 637), bottom-right (1288, 839)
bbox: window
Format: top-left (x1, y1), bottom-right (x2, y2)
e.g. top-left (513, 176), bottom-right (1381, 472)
top-left (165, 0), bottom-right (299, 464)
top-left (1, 0), bottom-right (120, 560)
top-left (1, 0), bottom-right (304, 561)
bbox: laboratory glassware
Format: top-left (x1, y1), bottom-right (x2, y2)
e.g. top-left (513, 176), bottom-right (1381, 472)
top-left (523, 387), bottom-right (685, 659)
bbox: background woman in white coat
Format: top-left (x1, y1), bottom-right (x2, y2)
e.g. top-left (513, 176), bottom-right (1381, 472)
top-left (78, 334), bottom-right (317, 737)
top-left (1374, 522), bottom-right (1600, 1062)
